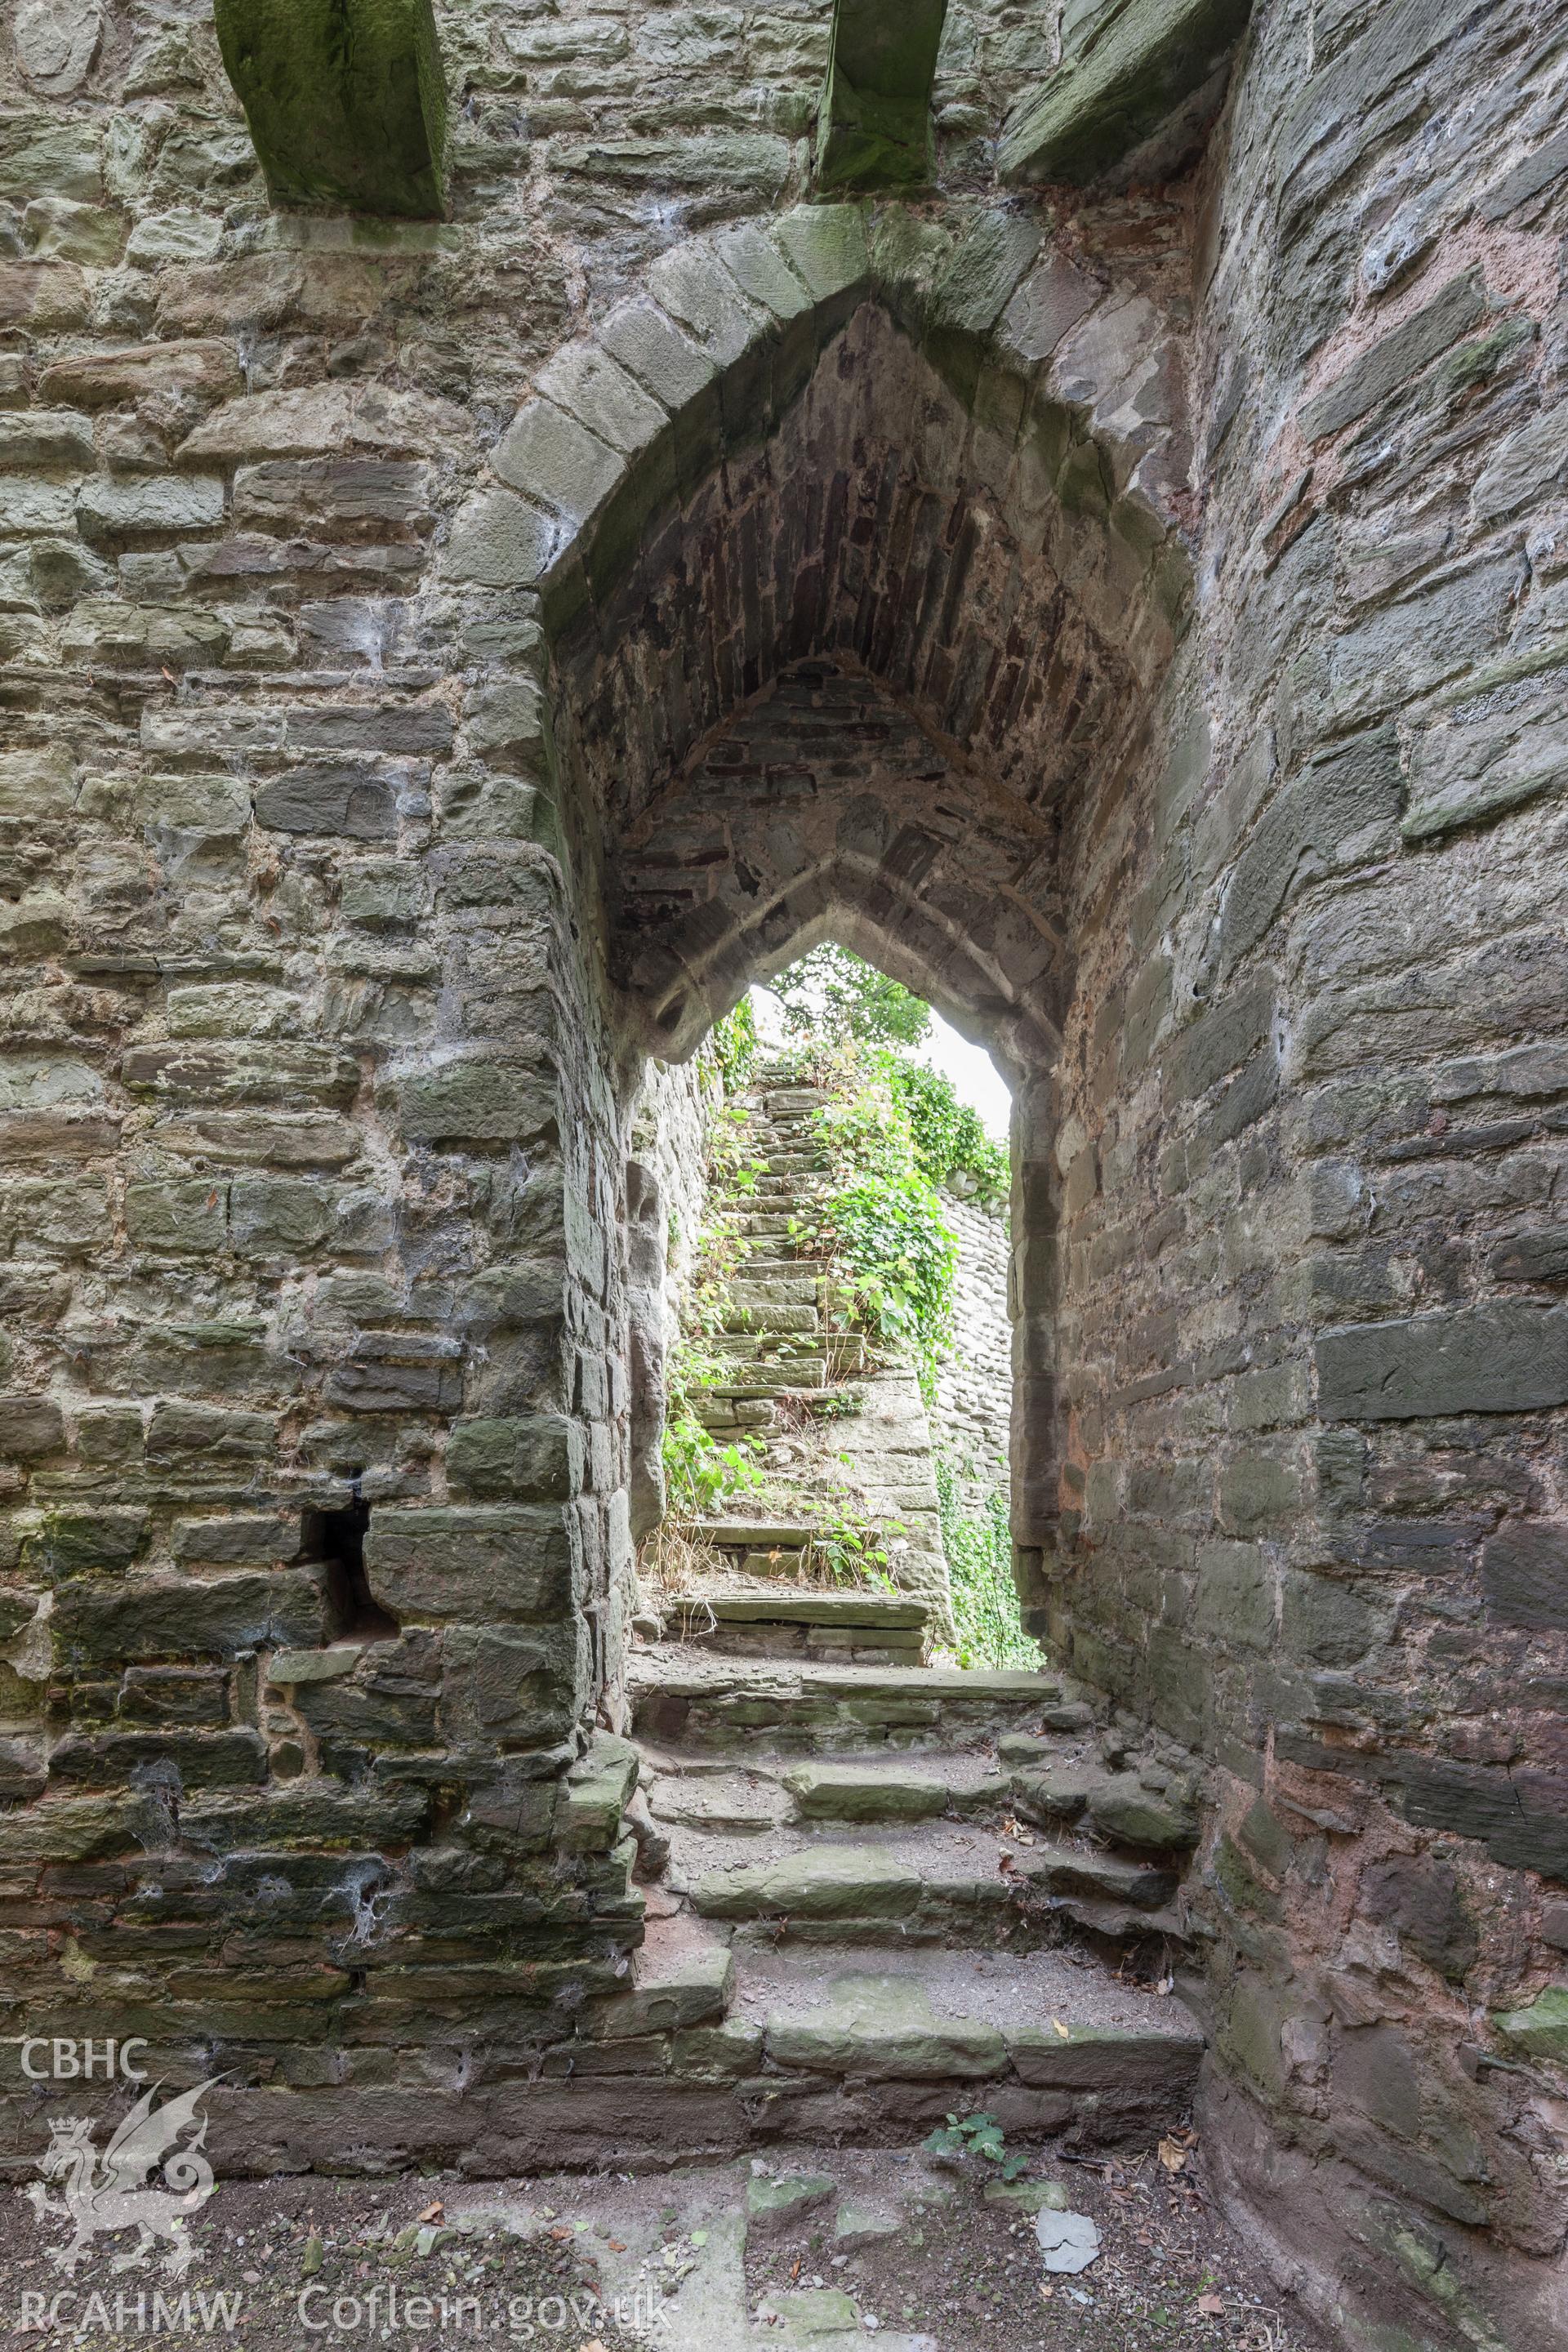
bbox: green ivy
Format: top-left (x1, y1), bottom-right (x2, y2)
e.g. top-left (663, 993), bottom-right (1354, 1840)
top-left (662, 1404), bottom-right (766, 1516)
top-left (922, 2111), bottom-right (1030, 2179)
top-left (710, 994), bottom-right (760, 1085)
top-left (885, 1057), bottom-right (1009, 1209)
top-left (935, 1452), bottom-right (1036, 1670)
top-left (791, 1052), bottom-right (957, 1396)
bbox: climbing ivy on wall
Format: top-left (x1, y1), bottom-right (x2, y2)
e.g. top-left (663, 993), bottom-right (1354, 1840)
top-left (768, 951), bottom-right (1009, 1208)
top-left (710, 995), bottom-right (760, 1085)
top-left (791, 1047), bottom-right (958, 1398)
top-left (886, 1059), bottom-right (1009, 1210)
top-left (935, 1454), bottom-right (1036, 1672)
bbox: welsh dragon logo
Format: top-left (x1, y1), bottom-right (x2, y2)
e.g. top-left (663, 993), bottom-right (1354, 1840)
top-left (24, 2079), bottom-right (219, 2276)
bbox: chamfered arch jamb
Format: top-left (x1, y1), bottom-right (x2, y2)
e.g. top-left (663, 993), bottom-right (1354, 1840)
top-left (612, 847), bottom-right (1063, 1083)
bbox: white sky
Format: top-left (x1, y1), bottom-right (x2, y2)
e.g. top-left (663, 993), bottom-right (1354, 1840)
top-left (925, 1009), bottom-right (1013, 1141)
top-left (751, 988), bottom-right (1012, 1142)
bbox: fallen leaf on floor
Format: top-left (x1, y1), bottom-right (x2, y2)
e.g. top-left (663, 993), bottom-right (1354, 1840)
top-left (418, 2201), bottom-right (443, 2222)
top-left (1158, 2138), bottom-right (1187, 2172)
top-left (608, 2239), bottom-right (626, 2252)
top-left (1052, 2017), bottom-right (1071, 2039)
top-left (1198, 2293), bottom-right (1226, 2316)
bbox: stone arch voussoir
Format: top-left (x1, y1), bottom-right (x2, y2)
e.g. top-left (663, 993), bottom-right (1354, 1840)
top-left (443, 202), bottom-right (1196, 682)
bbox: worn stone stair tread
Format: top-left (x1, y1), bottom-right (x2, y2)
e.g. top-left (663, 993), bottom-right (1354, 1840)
top-left (678, 1824), bottom-right (1177, 1926)
top-left (731, 1947), bottom-right (1204, 2091)
top-left (695, 1518), bottom-right (823, 1548)
top-left (644, 1742), bottom-right (1012, 1797)
top-left (584, 1913), bottom-right (736, 2038)
top-left (647, 1766), bottom-right (792, 1833)
top-left (634, 1655), bottom-right (1068, 1703)
top-left (692, 1840), bottom-right (924, 1919)
top-left (1056, 1894), bottom-right (1193, 1946)
top-left (632, 1649), bottom-right (1080, 1751)
top-left (783, 1760), bottom-right (957, 1821)
top-left (669, 1590), bottom-right (930, 1629)
top-left (708, 1364), bottom-right (829, 1393)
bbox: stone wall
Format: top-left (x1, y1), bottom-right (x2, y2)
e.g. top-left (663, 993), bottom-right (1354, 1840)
top-left (935, 1186), bottom-right (1012, 1514)
top-left (626, 1052), bottom-right (715, 1539)
top-left (0, 0), bottom-right (1566, 2341)
top-left (1044, 7), bottom-right (1568, 2345)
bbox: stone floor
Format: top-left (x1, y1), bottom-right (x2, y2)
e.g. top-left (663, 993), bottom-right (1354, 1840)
top-left (0, 2141), bottom-right (1339, 2350)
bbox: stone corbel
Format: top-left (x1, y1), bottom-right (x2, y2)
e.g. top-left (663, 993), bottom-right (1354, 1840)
top-left (214, 0), bottom-right (448, 219)
top-left (1000, 0), bottom-right (1254, 189)
top-left (814, 0), bottom-right (950, 194)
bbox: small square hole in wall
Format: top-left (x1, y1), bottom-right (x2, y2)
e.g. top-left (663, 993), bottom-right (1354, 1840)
top-left (302, 1496), bottom-right (401, 1642)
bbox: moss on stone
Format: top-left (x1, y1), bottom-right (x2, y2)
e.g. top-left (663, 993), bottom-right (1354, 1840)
top-left (815, 0), bottom-right (949, 192)
top-left (999, 0), bottom-right (1253, 187)
top-left (1492, 1984), bottom-right (1568, 2065)
top-left (214, 0), bottom-right (448, 219)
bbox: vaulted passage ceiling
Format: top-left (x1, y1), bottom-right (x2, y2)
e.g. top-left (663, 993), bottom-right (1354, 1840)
top-left (555, 304), bottom-right (1175, 1069)
top-left (612, 660), bottom-right (1066, 1071)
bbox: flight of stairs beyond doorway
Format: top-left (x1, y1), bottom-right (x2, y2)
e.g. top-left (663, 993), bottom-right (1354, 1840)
top-left (564, 1049), bottom-right (1206, 2167)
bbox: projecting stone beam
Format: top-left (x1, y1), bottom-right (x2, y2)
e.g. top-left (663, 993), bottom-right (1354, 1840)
top-left (814, 0), bottom-right (949, 194)
top-left (214, 0), bottom-right (449, 219)
top-left (999, 0), bottom-right (1252, 188)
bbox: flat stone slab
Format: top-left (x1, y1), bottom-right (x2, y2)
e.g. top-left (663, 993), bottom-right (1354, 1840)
top-left (1006, 2020), bottom-right (1204, 2091)
top-left (746, 2170), bottom-right (836, 2237)
top-left (984, 2176), bottom-right (1071, 2212)
top-left (755, 2287), bottom-right (862, 2336)
top-left (585, 1940), bottom-right (735, 2038)
top-left (648, 1768), bottom-right (790, 1833)
top-left (1037, 2206), bottom-right (1102, 2274)
top-left (693, 1842), bottom-right (921, 1921)
top-left (764, 1972), bottom-right (1009, 2080)
top-left (784, 1762), bottom-right (949, 1821)
top-left (673, 1591), bottom-right (930, 1628)
top-left (636, 1656), bottom-right (1067, 1703)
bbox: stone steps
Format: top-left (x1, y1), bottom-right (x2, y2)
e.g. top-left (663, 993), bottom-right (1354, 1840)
top-left (662, 1588), bottom-right (931, 1665)
top-left (679, 1822), bottom-right (1181, 1943)
top-left (729, 1274), bottom-right (822, 1304)
top-left (693, 1393), bottom-right (777, 1431)
top-left (630, 1650), bottom-right (1080, 1751)
top-left (550, 1911), bottom-right (1202, 2150)
top-left (708, 1363), bottom-right (829, 1394)
top-left (719, 1301), bottom-right (821, 1332)
top-left (492, 1675), bottom-right (1203, 2161)
top-left (630, 1652), bottom-right (1198, 1968)
top-left (697, 1517), bottom-right (822, 1548)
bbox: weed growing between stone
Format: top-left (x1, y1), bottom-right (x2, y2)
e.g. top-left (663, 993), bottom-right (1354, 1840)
top-left (741, 2142), bottom-right (1338, 2350)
